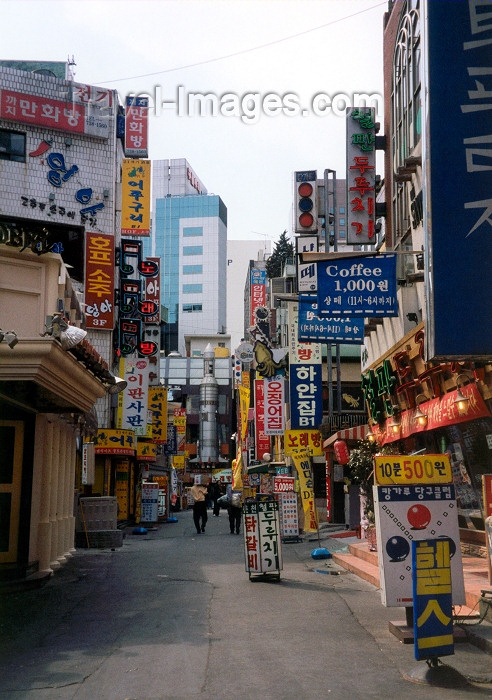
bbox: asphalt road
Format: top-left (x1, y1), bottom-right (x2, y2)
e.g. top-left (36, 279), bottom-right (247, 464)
top-left (1, 509), bottom-right (492, 700)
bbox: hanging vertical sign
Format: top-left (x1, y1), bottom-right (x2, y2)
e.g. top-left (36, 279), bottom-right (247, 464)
top-left (412, 538), bottom-right (454, 661)
top-left (250, 268), bottom-right (267, 327)
top-left (125, 96), bottom-right (148, 157)
top-left (423, 1), bottom-right (492, 359)
top-left (296, 234), bottom-right (318, 292)
top-left (84, 232), bottom-right (115, 330)
top-left (121, 158), bottom-right (151, 236)
top-left (263, 377), bottom-right (285, 435)
top-left (346, 107), bottom-right (376, 245)
top-left (254, 379), bottom-right (271, 460)
top-left (148, 386), bottom-right (168, 444)
top-left (290, 450), bottom-right (318, 533)
top-left (117, 357), bottom-right (151, 436)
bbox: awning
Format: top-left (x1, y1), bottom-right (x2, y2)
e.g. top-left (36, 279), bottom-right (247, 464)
top-left (323, 425), bottom-right (369, 448)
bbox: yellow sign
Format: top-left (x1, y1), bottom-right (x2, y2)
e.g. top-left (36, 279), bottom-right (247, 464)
top-left (238, 385), bottom-right (250, 444)
top-left (290, 450), bottom-right (318, 532)
top-left (136, 440), bottom-right (157, 462)
top-left (148, 386), bottom-right (168, 443)
top-left (284, 430), bottom-right (323, 457)
top-left (374, 454), bottom-right (452, 485)
top-left (121, 159), bottom-right (151, 235)
top-left (173, 455), bottom-right (185, 469)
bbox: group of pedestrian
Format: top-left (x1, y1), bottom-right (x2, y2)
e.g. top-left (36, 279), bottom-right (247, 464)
top-left (190, 478), bottom-right (242, 536)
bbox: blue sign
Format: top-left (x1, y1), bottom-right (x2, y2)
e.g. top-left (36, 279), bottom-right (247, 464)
top-left (412, 538), bottom-right (454, 661)
top-left (316, 255), bottom-right (397, 316)
top-left (289, 363), bottom-right (323, 430)
top-left (298, 295), bottom-right (364, 343)
top-left (423, 2), bottom-right (492, 358)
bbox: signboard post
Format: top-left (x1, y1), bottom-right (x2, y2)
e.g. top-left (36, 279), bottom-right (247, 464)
top-left (243, 497), bottom-right (283, 581)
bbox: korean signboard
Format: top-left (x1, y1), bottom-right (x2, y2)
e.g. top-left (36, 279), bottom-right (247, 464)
top-left (121, 159), bottom-right (151, 236)
top-left (263, 377), bottom-right (285, 435)
top-left (298, 295), bottom-right (364, 344)
top-left (284, 429), bottom-right (323, 457)
top-left (243, 499), bottom-right (283, 576)
top-left (84, 232), bottom-right (115, 330)
top-left (374, 484), bottom-right (465, 608)
top-left (125, 96), bottom-right (148, 158)
top-left (287, 301), bottom-right (321, 364)
top-left (117, 357), bottom-right (151, 436)
top-left (140, 481), bottom-right (159, 523)
top-left (296, 235), bottom-right (318, 292)
top-left (290, 451), bottom-right (318, 533)
top-left (316, 254), bottom-right (397, 317)
top-left (136, 440), bottom-right (157, 462)
top-left (250, 268), bottom-right (267, 327)
top-left (412, 538), bottom-right (454, 661)
top-left (346, 107), bottom-right (376, 245)
top-left (0, 88), bottom-right (109, 138)
top-left (94, 429), bottom-right (135, 456)
top-left (423, 1), bottom-right (492, 359)
top-left (289, 364), bottom-right (323, 430)
top-left (254, 379), bottom-right (271, 460)
top-left (148, 386), bottom-right (167, 444)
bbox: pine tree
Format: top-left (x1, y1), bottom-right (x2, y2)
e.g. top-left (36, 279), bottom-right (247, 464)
top-left (265, 230), bottom-right (294, 279)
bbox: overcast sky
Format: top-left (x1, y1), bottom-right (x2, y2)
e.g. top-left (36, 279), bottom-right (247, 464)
top-left (2, 0), bottom-right (386, 243)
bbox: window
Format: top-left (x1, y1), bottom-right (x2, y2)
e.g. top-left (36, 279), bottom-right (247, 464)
top-left (339, 229), bottom-right (346, 239)
top-left (339, 218), bottom-right (345, 226)
top-left (0, 129), bottom-right (25, 162)
top-left (339, 206), bottom-right (345, 214)
top-left (183, 246), bottom-right (203, 256)
top-left (182, 303), bottom-right (203, 312)
top-left (183, 284), bottom-right (203, 294)
top-left (183, 226), bottom-right (203, 237)
top-left (183, 265), bottom-right (203, 274)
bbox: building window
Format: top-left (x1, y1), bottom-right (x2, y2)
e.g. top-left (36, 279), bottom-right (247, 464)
top-left (183, 284), bottom-right (203, 294)
top-left (339, 206), bottom-right (345, 214)
top-left (183, 264), bottom-right (203, 274)
top-left (183, 246), bottom-right (203, 256)
top-left (339, 229), bottom-right (346, 239)
top-left (0, 129), bottom-right (26, 162)
top-left (183, 303), bottom-right (203, 312)
top-left (183, 226), bottom-right (203, 237)
top-left (339, 218), bottom-right (345, 226)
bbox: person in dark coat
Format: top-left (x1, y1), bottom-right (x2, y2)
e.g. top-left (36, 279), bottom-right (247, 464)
top-left (226, 484), bottom-right (242, 534)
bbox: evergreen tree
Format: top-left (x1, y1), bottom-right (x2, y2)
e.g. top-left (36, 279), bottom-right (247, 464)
top-left (265, 230), bottom-right (294, 279)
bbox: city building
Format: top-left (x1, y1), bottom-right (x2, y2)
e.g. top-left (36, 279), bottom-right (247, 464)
top-left (361, 0), bottom-right (492, 551)
top-left (145, 159), bottom-right (227, 356)
top-left (0, 63), bottom-right (123, 582)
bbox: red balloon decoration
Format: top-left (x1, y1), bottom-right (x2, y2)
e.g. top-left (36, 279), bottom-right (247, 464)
top-left (333, 439), bottom-right (350, 465)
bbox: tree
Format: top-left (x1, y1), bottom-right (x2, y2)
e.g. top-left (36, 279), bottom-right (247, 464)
top-left (265, 230), bottom-right (294, 279)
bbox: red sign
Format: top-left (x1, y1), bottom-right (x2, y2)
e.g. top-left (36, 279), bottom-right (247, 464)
top-left (374, 383), bottom-right (490, 445)
top-left (273, 476), bottom-right (295, 493)
top-left (255, 379), bottom-right (271, 459)
top-left (84, 232), bottom-right (115, 329)
top-left (0, 89), bottom-right (85, 133)
top-left (250, 282), bottom-right (266, 326)
top-left (125, 97), bottom-right (148, 157)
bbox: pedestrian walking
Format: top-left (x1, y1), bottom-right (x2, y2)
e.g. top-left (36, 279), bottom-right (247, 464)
top-left (226, 484), bottom-right (242, 534)
top-left (190, 479), bottom-right (208, 534)
top-left (209, 480), bottom-right (221, 516)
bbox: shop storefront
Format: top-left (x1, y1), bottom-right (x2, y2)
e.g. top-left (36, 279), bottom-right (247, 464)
top-left (362, 324), bottom-right (492, 552)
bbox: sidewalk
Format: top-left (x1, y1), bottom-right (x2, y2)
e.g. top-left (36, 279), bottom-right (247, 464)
top-left (317, 524), bottom-right (492, 654)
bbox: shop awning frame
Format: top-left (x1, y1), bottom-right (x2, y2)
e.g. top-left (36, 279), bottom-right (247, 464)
top-left (323, 425), bottom-right (369, 448)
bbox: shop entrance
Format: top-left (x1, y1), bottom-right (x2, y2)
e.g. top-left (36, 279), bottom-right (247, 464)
top-left (0, 421), bottom-right (23, 564)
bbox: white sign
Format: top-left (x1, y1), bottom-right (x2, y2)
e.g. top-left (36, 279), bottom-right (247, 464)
top-left (375, 484), bottom-right (465, 607)
top-left (141, 481), bottom-right (159, 523)
top-left (263, 377), bottom-right (285, 435)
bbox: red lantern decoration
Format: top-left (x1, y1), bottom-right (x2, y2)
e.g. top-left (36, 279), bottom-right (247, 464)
top-left (333, 439), bottom-right (350, 465)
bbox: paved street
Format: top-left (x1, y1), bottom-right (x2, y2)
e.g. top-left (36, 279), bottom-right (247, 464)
top-left (1, 509), bottom-right (492, 700)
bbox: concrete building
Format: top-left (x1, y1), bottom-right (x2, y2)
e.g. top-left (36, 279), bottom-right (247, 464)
top-left (145, 159), bottom-right (227, 356)
top-left (0, 63), bottom-right (123, 583)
